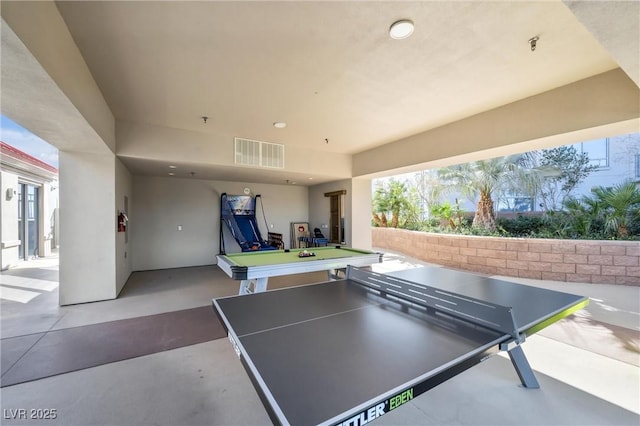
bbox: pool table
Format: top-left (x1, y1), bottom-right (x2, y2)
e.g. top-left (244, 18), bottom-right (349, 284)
top-left (216, 246), bottom-right (383, 294)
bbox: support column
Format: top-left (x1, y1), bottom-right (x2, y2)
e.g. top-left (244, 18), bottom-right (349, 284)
top-left (59, 151), bottom-right (116, 305)
top-left (350, 177), bottom-right (373, 250)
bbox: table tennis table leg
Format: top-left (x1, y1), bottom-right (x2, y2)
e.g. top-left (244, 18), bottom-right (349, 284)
top-left (239, 278), bottom-right (269, 295)
top-left (507, 345), bottom-right (540, 389)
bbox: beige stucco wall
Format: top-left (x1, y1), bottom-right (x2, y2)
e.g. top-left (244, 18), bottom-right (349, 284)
top-left (131, 176), bottom-right (308, 271)
top-left (354, 69), bottom-right (640, 179)
top-left (117, 120), bottom-right (353, 181)
top-left (308, 180), bottom-right (350, 246)
top-left (115, 158), bottom-right (132, 295)
top-left (3, 3), bottom-right (119, 305)
top-left (350, 178), bottom-right (373, 249)
top-left (373, 227), bottom-right (640, 286)
top-left (3, 1), bottom-right (638, 305)
top-left (306, 178), bottom-right (373, 250)
top-left (59, 151), bottom-right (117, 305)
top-left (1, 2), bottom-right (115, 153)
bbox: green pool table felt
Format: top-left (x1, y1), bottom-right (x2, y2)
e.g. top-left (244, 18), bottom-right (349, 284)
top-left (222, 247), bottom-right (375, 267)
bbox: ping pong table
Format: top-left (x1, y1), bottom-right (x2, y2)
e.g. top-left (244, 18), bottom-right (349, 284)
top-left (212, 265), bottom-right (588, 426)
top-left (216, 246), bottom-right (383, 295)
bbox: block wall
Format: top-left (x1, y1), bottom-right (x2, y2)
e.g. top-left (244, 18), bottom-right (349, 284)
top-left (372, 227), bottom-right (640, 286)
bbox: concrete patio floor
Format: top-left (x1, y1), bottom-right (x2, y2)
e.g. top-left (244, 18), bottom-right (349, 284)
top-left (0, 249), bottom-right (638, 425)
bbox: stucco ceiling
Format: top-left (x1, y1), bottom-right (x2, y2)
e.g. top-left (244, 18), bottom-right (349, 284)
top-left (47, 1), bottom-right (634, 183)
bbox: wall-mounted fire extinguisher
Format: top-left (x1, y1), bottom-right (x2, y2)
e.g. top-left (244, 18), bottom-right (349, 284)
top-left (118, 212), bottom-right (128, 232)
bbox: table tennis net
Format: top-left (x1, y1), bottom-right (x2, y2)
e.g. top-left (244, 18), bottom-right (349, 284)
top-left (346, 266), bottom-right (522, 342)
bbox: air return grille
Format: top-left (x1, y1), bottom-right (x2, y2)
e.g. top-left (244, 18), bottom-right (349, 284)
top-left (234, 137), bottom-right (285, 169)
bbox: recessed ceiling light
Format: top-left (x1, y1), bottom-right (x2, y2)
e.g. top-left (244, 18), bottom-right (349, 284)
top-left (273, 122), bottom-right (287, 129)
top-left (168, 172), bottom-right (175, 176)
top-left (169, 165), bottom-right (177, 169)
top-left (389, 19), bottom-right (414, 40)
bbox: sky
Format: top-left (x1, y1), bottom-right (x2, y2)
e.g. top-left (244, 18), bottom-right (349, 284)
top-left (0, 115), bottom-right (59, 168)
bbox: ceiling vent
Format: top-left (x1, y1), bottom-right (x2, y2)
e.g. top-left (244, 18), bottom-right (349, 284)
top-left (234, 137), bottom-right (285, 169)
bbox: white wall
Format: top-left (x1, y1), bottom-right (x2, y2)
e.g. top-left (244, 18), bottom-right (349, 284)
top-left (131, 176), bottom-right (308, 271)
top-left (0, 172), bottom-right (20, 269)
top-left (115, 158), bottom-right (132, 295)
top-left (0, 173), bottom-right (58, 267)
top-left (59, 151), bottom-right (116, 305)
top-left (39, 181), bottom-right (52, 257)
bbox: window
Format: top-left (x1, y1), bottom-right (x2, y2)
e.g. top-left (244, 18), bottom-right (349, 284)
top-left (573, 138), bottom-right (609, 168)
top-left (497, 196), bottom-right (534, 212)
top-left (636, 154), bottom-right (640, 178)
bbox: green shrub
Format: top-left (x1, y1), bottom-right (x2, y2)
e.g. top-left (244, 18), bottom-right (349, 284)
top-left (393, 179), bottom-right (639, 241)
top-left (496, 215), bottom-right (545, 237)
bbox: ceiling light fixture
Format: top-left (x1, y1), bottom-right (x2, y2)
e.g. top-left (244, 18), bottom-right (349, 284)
top-left (389, 19), bottom-right (414, 40)
top-left (273, 122), bottom-right (287, 129)
top-left (169, 165), bottom-right (177, 169)
top-left (201, 116), bottom-right (209, 124)
top-left (529, 36), bottom-right (539, 51)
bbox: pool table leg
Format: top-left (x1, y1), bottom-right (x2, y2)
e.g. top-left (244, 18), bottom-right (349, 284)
top-left (327, 268), bottom-right (347, 281)
top-left (239, 278), bottom-right (269, 295)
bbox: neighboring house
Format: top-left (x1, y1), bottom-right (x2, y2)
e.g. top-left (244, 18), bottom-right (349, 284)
top-left (375, 132), bottom-right (640, 217)
top-left (500, 132), bottom-right (640, 212)
top-left (1, 141), bottom-right (59, 270)
top-left (571, 132), bottom-right (640, 196)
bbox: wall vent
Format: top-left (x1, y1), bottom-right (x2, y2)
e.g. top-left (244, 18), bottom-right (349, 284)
top-left (234, 137), bottom-right (285, 169)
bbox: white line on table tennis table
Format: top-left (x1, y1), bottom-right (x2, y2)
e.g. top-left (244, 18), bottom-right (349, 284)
top-left (236, 302), bottom-right (385, 338)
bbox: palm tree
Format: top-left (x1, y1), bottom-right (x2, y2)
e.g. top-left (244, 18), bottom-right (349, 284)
top-left (439, 155), bottom-right (522, 231)
top-left (439, 154), bottom-right (557, 232)
top-left (591, 180), bottom-right (640, 238)
top-left (372, 179), bottom-right (418, 228)
top-left (562, 195), bottom-right (602, 237)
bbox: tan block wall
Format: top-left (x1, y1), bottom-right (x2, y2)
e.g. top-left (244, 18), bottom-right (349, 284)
top-left (372, 227), bottom-right (640, 286)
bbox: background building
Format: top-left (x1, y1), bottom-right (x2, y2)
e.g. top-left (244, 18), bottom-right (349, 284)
top-left (1, 141), bottom-right (59, 270)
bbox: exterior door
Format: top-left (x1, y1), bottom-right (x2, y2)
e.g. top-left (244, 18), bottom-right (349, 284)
top-left (18, 183), bottom-right (39, 260)
top-left (329, 195), bottom-right (340, 243)
top-left (324, 190), bottom-right (346, 244)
